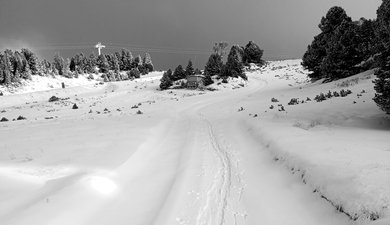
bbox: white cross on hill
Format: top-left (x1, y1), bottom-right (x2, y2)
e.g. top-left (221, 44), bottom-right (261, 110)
top-left (95, 42), bottom-right (106, 55)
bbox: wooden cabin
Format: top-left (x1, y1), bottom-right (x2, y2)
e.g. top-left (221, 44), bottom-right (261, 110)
top-left (186, 75), bottom-right (205, 89)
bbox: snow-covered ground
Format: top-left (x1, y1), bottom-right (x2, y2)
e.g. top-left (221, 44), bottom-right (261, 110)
top-left (0, 60), bottom-right (389, 225)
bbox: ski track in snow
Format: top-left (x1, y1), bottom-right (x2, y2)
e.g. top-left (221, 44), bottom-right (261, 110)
top-left (195, 113), bottom-right (245, 225)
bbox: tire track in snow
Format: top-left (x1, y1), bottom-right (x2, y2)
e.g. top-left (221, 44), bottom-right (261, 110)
top-left (196, 114), bottom-right (234, 225)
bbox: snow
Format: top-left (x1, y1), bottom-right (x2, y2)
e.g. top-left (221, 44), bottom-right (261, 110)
top-left (0, 61), bottom-right (389, 225)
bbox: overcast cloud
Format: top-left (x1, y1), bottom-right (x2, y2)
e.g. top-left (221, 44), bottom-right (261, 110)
top-left (0, 0), bottom-right (381, 69)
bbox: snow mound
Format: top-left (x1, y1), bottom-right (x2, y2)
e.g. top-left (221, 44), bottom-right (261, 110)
top-left (241, 62), bottom-right (390, 224)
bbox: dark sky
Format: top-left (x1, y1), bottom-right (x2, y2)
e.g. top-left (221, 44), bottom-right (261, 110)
top-left (0, 0), bottom-right (381, 70)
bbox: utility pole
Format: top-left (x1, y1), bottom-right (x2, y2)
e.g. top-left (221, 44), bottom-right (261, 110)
top-left (95, 42), bottom-right (106, 56)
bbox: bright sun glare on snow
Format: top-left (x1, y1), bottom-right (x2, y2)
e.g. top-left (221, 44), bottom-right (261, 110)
top-left (89, 176), bottom-right (118, 195)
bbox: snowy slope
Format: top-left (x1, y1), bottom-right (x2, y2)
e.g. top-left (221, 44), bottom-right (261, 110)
top-left (0, 61), bottom-right (389, 225)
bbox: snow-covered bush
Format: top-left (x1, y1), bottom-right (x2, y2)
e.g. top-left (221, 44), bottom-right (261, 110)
top-left (288, 98), bottom-right (299, 105)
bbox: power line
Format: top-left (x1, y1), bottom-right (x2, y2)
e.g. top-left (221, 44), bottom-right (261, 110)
top-left (32, 42), bottom-right (212, 55)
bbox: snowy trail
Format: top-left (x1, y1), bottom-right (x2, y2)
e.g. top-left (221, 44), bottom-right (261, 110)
top-left (195, 115), bottom-right (233, 225)
top-left (0, 67), bottom-right (354, 225)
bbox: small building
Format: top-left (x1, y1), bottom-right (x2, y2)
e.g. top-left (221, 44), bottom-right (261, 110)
top-left (186, 75), bottom-right (205, 89)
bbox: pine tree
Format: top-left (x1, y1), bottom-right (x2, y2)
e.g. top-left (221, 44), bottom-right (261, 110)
top-left (243, 41), bottom-right (264, 65)
top-left (373, 0), bottom-right (390, 114)
top-left (224, 45), bottom-right (246, 80)
top-left (0, 54), bottom-right (5, 83)
top-left (204, 73), bottom-right (214, 86)
top-left (373, 62), bottom-right (390, 114)
top-left (4, 49), bottom-right (15, 76)
top-left (172, 65), bottom-right (186, 81)
top-left (319, 6), bottom-right (352, 34)
top-left (70, 57), bottom-right (76, 72)
top-left (143, 52), bottom-right (154, 73)
top-left (213, 42), bottom-right (229, 59)
top-left (160, 69), bottom-right (173, 90)
top-left (63, 58), bottom-right (71, 78)
top-left (134, 55), bottom-right (145, 74)
top-left (121, 49), bottom-right (133, 70)
top-left (113, 54), bottom-right (120, 74)
top-left (105, 54), bottom-right (114, 70)
top-left (357, 18), bottom-right (377, 67)
top-left (185, 60), bottom-right (195, 76)
top-left (53, 53), bottom-right (65, 75)
top-left (302, 33), bottom-right (328, 79)
top-left (204, 53), bottom-right (223, 76)
top-left (194, 68), bottom-right (202, 74)
top-left (74, 53), bottom-right (85, 74)
top-left (134, 55), bottom-right (142, 67)
top-left (87, 53), bottom-right (97, 73)
top-left (97, 54), bottom-right (109, 73)
top-left (3, 51), bottom-right (13, 85)
top-left (129, 68), bottom-right (141, 79)
top-left (15, 51), bottom-right (31, 80)
top-left (302, 6), bottom-right (353, 80)
top-left (21, 48), bottom-right (38, 75)
top-left (321, 20), bottom-right (362, 80)
top-left (14, 51), bottom-right (24, 75)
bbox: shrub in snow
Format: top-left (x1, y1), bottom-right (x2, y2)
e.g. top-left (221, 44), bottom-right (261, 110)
top-left (340, 89), bottom-right (352, 97)
top-left (102, 73), bottom-right (109, 82)
top-left (0, 117), bottom-right (8, 122)
top-left (136, 110), bottom-right (143, 114)
top-left (48, 96), bottom-right (60, 102)
top-left (314, 93), bottom-right (326, 102)
top-left (288, 98), bottom-right (299, 105)
top-left (333, 91), bottom-right (340, 97)
top-left (106, 71), bottom-right (116, 82)
top-left (16, 115), bottom-right (26, 120)
top-left (72, 103), bottom-right (79, 109)
top-left (326, 90), bottom-right (333, 98)
top-left (270, 105), bottom-right (274, 109)
top-left (271, 97), bottom-right (279, 102)
top-left (306, 97), bottom-right (312, 101)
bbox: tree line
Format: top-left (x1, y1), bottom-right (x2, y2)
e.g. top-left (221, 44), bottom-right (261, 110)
top-left (0, 48), bottom-right (154, 85)
top-left (160, 41), bottom-right (264, 90)
top-left (302, 0), bottom-right (390, 114)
